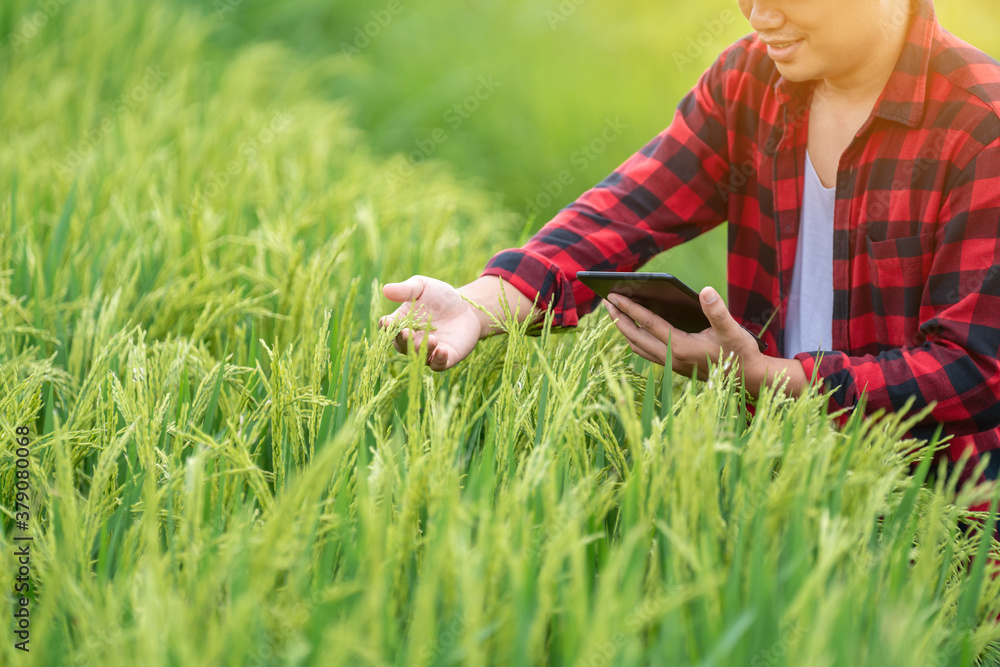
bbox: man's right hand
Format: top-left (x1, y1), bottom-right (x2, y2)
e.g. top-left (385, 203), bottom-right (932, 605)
top-left (379, 275), bottom-right (487, 372)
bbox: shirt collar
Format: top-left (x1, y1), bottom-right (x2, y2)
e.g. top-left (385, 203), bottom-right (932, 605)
top-left (774, 0), bottom-right (937, 128)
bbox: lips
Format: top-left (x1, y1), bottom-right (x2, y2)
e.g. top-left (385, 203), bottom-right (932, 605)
top-left (764, 39), bottom-right (803, 63)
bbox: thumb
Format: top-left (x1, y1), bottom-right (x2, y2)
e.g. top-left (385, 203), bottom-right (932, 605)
top-left (699, 286), bottom-right (740, 339)
top-left (383, 275), bottom-right (426, 304)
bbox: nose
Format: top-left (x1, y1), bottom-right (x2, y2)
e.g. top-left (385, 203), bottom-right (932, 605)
top-left (739, 2), bottom-right (786, 33)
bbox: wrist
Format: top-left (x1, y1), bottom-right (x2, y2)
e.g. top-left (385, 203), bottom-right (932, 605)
top-left (456, 281), bottom-right (496, 341)
top-left (754, 358), bottom-right (809, 399)
top-left (458, 275), bottom-right (545, 340)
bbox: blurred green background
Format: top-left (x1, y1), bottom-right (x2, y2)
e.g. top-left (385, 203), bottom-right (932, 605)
top-left (171, 0), bottom-right (1000, 291)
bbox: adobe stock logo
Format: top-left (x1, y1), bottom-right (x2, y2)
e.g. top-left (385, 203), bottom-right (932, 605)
top-left (339, 0), bottom-right (407, 61)
top-left (6, 0), bottom-right (70, 53)
top-left (383, 75), bottom-right (503, 188)
top-left (55, 66), bottom-right (169, 175)
top-left (522, 116), bottom-right (629, 219)
top-left (672, 10), bottom-right (739, 71)
top-left (546, 0), bottom-right (590, 30)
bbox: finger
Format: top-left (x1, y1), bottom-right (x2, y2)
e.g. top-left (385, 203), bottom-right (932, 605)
top-left (699, 287), bottom-right (747, 346)
top-left (428, 344), bottom-right (450, 372)
top-left (392, 328), bottom-right (438, 359)
top-left (604, 301), bottom-right (673, 366)
top-left (382, 275), bottom-right (426, 304)
top-left (408, 329), bottom-right (439, 358)
top-left (382, 299), bottom-right (436, 339)
top-left (379, 301), bottom-right (412, 330)
top-left (605, 299), bottom-right (703, 371)
top-left (627, 335), bottom-right (669, 366)
top-left (604, 298), bottom-right (671, 352)
top-left (607, 294), bottom-right (668, 336)
top-left (394, 328), bottom-right (410, 354)
top-left (630, 344), bottom-right (661, 365)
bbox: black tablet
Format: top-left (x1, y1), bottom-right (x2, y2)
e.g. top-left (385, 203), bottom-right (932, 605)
top-left (577, 271), bottom-right (767, 352)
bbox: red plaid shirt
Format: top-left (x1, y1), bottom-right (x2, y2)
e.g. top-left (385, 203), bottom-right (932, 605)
top-left (481, 1), bottom-right (1000, 492)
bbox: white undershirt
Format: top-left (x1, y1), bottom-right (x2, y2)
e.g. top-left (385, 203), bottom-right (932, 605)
top-left (784, 150), bottom-right (835, 358)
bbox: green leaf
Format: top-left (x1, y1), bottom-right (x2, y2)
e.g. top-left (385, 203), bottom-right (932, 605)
top-left (203, 354), bottom-right (228, 435)
top-left (45, 182), bottom-right (77, 293)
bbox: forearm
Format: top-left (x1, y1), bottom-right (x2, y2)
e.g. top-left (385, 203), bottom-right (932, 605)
top-left (749, 357), bottom-right (810, 400)
top-left (797, 345), bottom-right (1000, 436)
top-left (457, 276), bottom-right (545, 340)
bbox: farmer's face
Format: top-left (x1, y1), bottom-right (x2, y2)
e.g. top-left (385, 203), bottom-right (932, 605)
top-left (736, 0), bottom-right (912, 84)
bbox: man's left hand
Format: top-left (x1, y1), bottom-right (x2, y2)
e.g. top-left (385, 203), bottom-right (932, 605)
top-left (603, 287), bottom-right (808, 399)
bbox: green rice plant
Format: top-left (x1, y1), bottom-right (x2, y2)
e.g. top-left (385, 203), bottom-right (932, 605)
top-left (0, 1), bottom-right (999, 666)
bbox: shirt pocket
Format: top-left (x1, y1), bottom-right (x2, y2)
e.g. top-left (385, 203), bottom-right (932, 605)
top-left (863, 231), bottom-right (935, 346)
top-left (865, 231), bottom-right (935, 272)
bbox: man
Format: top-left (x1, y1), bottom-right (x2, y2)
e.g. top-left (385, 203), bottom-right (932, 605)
top-left (379, 0), bottom-right (1000, 496)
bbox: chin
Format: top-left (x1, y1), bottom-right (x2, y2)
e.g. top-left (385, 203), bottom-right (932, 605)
top-left (772, 62), bottom-right (818, 83)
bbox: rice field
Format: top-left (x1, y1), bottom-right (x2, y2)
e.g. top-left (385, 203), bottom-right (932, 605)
top-left (1, 0), bottom-right (1000, 665)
